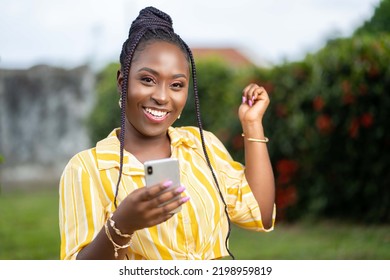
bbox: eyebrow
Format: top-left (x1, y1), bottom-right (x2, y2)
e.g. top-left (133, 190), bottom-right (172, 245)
top-left (137, 67), bottom-right (187, 79)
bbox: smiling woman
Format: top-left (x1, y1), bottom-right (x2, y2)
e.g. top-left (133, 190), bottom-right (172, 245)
top-left (118, 42), bottom-right (189, 141)
top-left (59, 6), bottom-right (276, 260)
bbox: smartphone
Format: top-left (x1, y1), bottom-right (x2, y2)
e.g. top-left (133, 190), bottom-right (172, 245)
top-left (144, 158), bottom-right (182, 213)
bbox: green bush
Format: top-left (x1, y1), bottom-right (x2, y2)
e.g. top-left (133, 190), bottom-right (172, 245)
top-left (238, 35), bottom-right (390, 223)
top-left (300, 35), bottom-right (390, 223)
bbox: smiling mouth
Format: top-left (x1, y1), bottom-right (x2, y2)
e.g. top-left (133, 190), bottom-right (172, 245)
top-left (144, 107), bottom-right (169, 119)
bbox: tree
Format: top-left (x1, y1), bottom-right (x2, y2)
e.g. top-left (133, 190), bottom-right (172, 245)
top-left (354, 0), bottom-right (390, 35)
top-left (87, 63), bottom-right (121, 144)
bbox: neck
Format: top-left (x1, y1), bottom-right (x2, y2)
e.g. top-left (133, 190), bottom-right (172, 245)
top-left (120, 122), bottom-right (171, 164)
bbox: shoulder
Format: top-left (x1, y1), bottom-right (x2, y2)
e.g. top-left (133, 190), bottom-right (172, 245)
top-left (172, 126), bottom-right (228, 154)
top-left (65, 128), bottom-right (118, 170)
top-left (174, 126), bottom-right (219, 142)
top-left (62, 147), bottom-right (98, 174)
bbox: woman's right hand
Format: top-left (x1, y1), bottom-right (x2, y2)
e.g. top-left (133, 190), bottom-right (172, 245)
top-left (111, 181), bottom-right (189, 235)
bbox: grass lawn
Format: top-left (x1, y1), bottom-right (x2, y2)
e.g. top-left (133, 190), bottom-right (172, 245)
top-left (230, 221), bottom-right (390, 259)
top-left (0, 188), bottom-right (389, 260)
top-left (0, 188), bottom-right (60, 259)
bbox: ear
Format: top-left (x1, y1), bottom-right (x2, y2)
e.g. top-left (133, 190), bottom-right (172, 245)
top-left (116, 69), bottom-right (123, 95)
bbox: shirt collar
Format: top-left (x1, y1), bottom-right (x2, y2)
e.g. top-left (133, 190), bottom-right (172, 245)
top-left (96, 127), bottom-right (197, 175)
top-left (96, 129), bottom-right (143, 175)
top-left (168, 126), bottom-right (197, 149)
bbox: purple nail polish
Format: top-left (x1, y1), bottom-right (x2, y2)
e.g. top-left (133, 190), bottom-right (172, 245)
top-left (181, 196), bottom-right (190, 203)
top-left (175, 186), bottom-right (186, 193)
top-left (242, 96), bottom-right (247, 104)
top-left (163, 180), bottom-right (173, 187)
top-left (248, 100), bottom-right (253, 107)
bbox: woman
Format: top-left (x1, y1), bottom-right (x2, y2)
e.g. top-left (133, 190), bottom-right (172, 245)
top-left (59, 6), bottom-right (275, 260)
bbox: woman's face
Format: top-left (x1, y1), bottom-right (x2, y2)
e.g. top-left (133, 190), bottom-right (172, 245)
top-left (118, 41), bottom-right (189, 138)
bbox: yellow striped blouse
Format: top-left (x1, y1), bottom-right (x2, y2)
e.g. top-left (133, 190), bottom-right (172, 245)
top-left (59, 126), bottom-right (275, 260)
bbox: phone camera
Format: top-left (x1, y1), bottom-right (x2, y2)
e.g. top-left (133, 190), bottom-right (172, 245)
top-left (147, 166), bottom-right (153, 175)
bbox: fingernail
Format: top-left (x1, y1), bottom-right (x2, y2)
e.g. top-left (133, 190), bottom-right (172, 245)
top-left (248, 100), bottom-right (253, 107)
top-left (251, 95), bottom-right (255, 101)
top-left (175, 186), bottom-right (186, 194)
top-left (163, 180), bottom-right (173, 187)
top-left (242, 96), bottom-right (247, 104)
top-left (181, 196), bottom-right (190, 203)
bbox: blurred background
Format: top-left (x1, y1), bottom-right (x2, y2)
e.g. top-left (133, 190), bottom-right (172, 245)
top-left (0, 0), bottom-right (389, 259)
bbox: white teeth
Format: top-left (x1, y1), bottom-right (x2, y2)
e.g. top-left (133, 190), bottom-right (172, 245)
top-left (145, 108), bottom-right (168, 118)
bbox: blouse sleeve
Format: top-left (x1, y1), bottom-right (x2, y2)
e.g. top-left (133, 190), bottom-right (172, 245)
top-left (59, 150), bottom-right (106, 259)
top-left (204, 131), bottom-right (275, 232)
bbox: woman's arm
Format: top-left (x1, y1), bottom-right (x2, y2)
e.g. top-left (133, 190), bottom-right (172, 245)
top-left (239, 84), bottom-right (275, 229)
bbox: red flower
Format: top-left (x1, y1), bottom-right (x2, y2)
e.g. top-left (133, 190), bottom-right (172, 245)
top-left (313, 96), bottom-right (325, 112)
top-left (341, 80), bottom-right (355, 104)
top-left (276, 159), bottom-right (299, 185)
top-left (360, 113), bottom-right (374, 128)
top-left (342, 93), bottom-right (356, 105)
top-left (276, 185), bottom-right (298, 209)
top-left (276, 159), bottom-right (299, 176)
top-left (349, 118), bottom-right (360, 139)
top-left (316, 114), bottom-right (333, 135)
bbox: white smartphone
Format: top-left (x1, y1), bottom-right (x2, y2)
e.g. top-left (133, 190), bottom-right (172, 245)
top-left (144, 158), bottom-right (182, 213)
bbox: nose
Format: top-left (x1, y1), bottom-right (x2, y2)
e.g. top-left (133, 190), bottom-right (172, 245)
top-left (151, 84), bottom-right (169, 105)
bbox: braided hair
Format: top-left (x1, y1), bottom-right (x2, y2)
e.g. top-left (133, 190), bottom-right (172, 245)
top-left (115, 6), bottom-right (234, 259)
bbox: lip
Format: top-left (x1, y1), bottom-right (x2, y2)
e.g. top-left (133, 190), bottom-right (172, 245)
top-left (143, 107), bottom-right (170, 123)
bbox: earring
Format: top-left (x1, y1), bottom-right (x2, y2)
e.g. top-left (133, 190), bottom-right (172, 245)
top-left (118, 97), bottom-right (122, 108)
top-left (177, 114), bottom-right (181, 119)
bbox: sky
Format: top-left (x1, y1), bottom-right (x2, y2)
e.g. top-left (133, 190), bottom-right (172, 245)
top-left (0, 0), bottom-right (381, 70)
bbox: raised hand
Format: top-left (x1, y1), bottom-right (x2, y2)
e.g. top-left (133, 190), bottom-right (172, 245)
top-left (238, 83), bottom-right (270, 125)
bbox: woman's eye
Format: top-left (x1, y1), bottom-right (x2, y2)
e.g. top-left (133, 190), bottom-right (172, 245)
top-left (171, 82), bottom-right (183, 89)
top-left (141, 77), bottom-right (154, 84)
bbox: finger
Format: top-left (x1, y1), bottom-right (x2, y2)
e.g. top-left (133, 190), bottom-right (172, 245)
top-left (242, 84), bottom-right (259, 107)
top-left (242, 83), bottom-right (257, 98)
top-left (159, 196), bottom-right (190, 214)
top-left (253, 87), bottom-right (267, 101)
top-left (242, 83), bottom-right (255, 96)
top-left (150, 185), bottom-right (186, 208)
top-left (250, 85), bottom-right (266, 101)
top-left (140, 180), bottom-right (173, 201)
top-left (149, 212), bottom-right (175, 227)
top-left (254, 88), bottom-right (270, 108)
top-left (143, 195), bottom-right (190, 227)
top-left (149, 195), bottom-right (190, 218)
top-left (161, 212), bottom-right (175, 222)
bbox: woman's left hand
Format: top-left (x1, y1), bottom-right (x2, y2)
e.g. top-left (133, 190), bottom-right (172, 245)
top-left (238, 83), bottom-right (270, 125)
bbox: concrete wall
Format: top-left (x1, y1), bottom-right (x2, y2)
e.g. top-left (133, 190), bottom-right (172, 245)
top-left (0, 65), bottom-right (95, 190)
